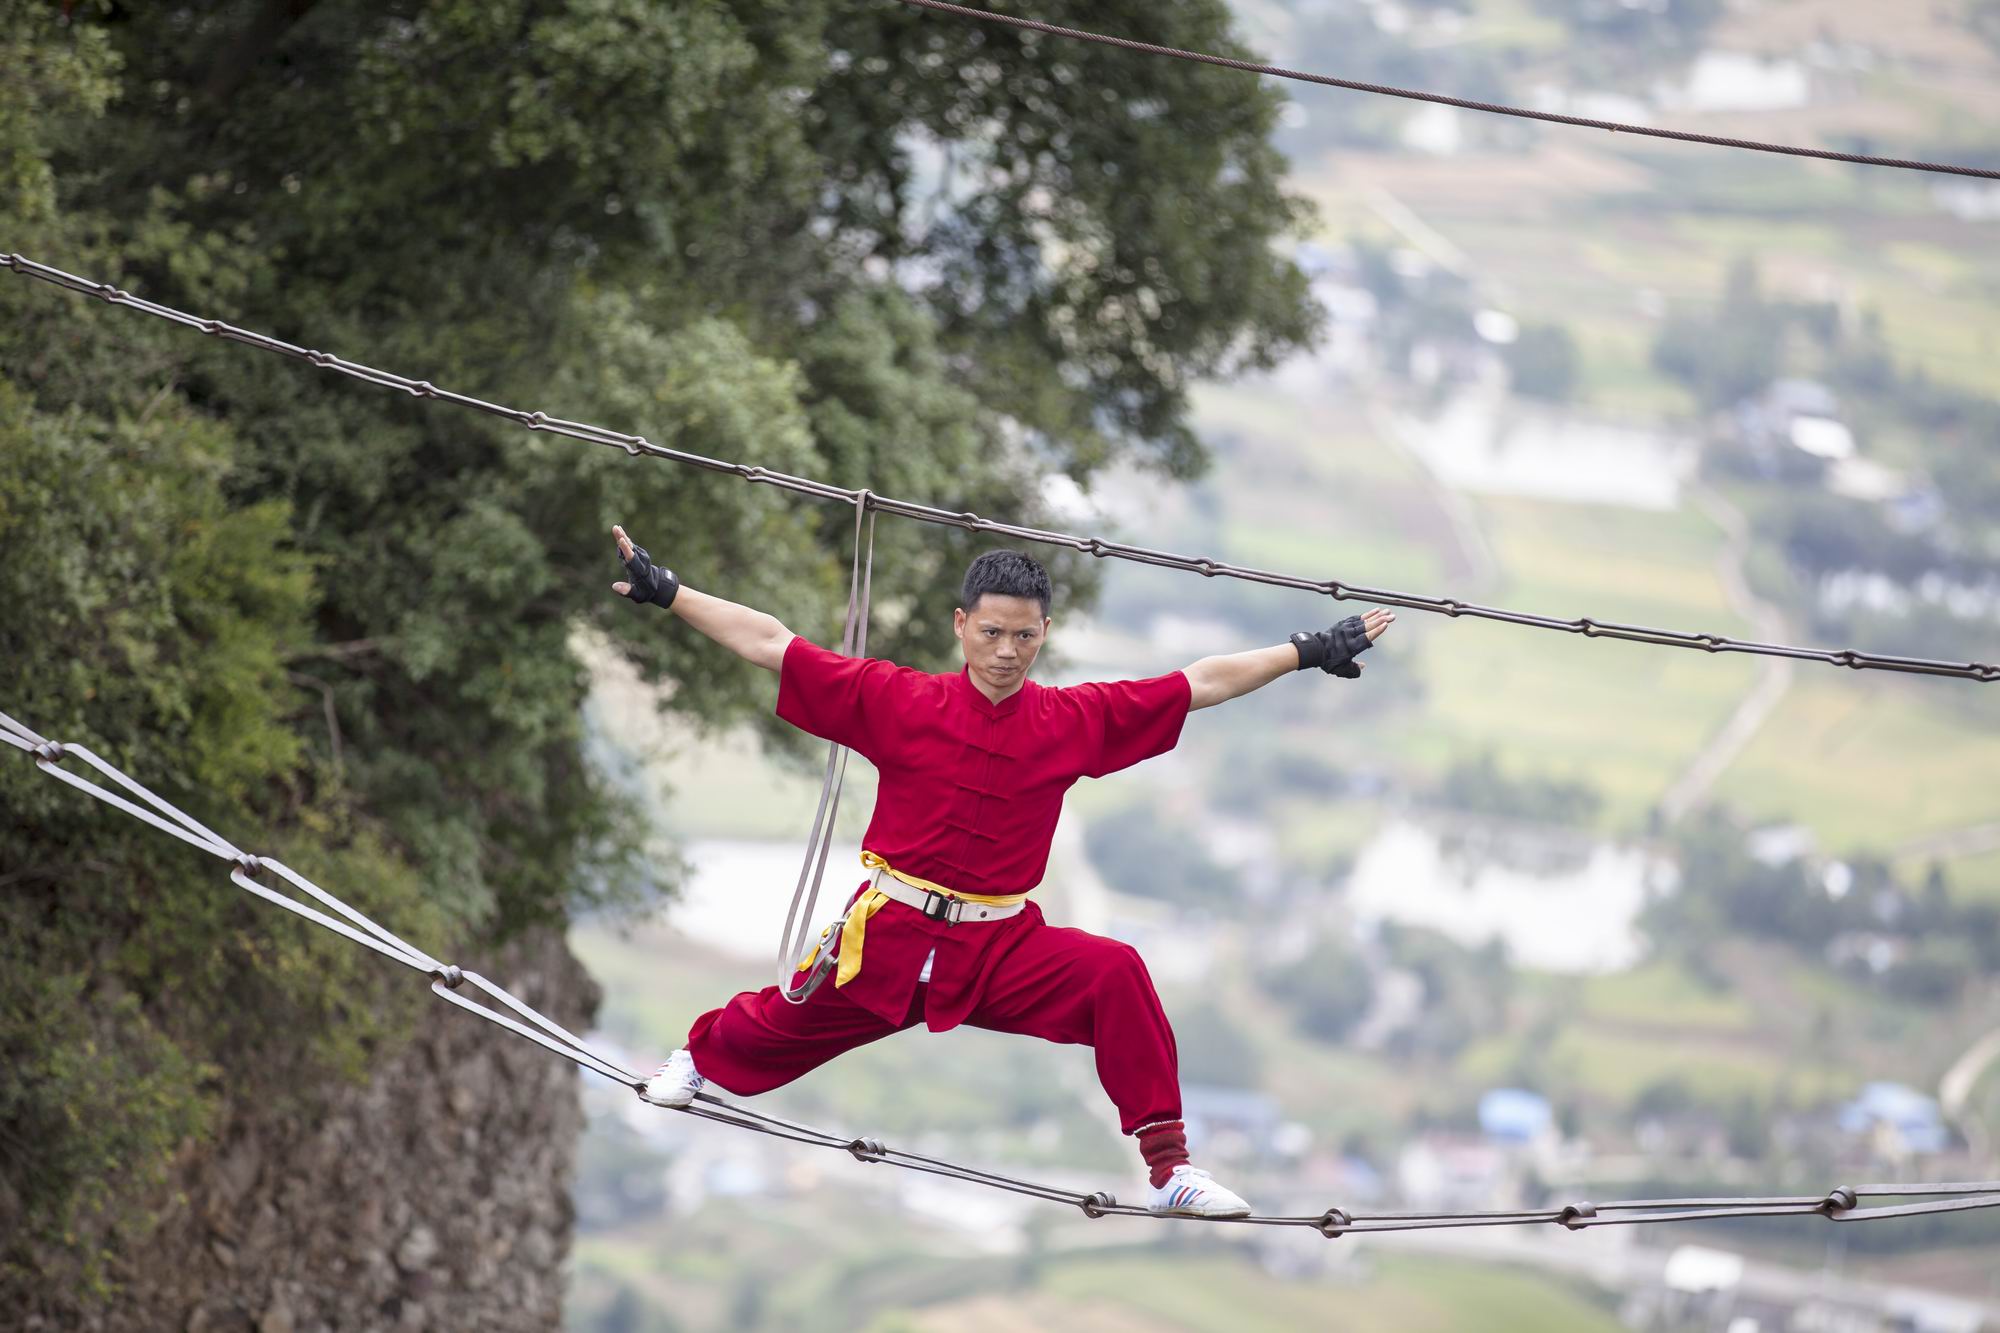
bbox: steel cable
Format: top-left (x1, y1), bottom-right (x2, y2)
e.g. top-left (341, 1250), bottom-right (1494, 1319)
top-left (8, 705), bottom-right (2000, 1235)
top-left (891, 0), bottom-right (2000, 182)
top-left (4, 252), bottom-right (1993, 683)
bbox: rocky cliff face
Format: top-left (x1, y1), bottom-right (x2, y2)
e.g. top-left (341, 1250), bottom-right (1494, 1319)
top-left (24, 927), bottom-right (600, 1333)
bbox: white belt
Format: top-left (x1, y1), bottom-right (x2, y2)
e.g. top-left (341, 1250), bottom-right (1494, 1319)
top-left (869, 871), bottom-right (1029, 925)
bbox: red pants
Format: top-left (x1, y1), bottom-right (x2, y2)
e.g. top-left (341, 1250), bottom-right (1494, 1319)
top-left (686, 921), bottom-right (1182, 1135)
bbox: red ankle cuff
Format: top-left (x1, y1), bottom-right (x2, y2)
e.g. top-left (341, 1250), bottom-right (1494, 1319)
top-left (1137, 1119), bottom-right (1190, 1189)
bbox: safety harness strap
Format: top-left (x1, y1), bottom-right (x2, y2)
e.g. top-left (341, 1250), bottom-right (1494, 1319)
top-left (777, 495), bottom-right (877, 1004)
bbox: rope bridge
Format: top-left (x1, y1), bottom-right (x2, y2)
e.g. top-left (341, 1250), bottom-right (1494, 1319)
top-left (7, 705), bottom-right (2000, 1234)
top-left (7, 249), bottom-right (1998, 1233)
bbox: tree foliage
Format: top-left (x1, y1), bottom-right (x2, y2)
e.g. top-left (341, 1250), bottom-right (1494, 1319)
top-left (0, 0), bottom-right (1317, 1299)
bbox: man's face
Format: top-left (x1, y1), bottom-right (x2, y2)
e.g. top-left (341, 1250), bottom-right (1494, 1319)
top-left (953, 594), bottom-right (1050, 694)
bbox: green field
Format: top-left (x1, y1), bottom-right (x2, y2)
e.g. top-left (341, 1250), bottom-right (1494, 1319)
top-left (1034, 1250), bottom-right (1621, 1333)
top-left (1711, 676), bottom-right (2000, 851)
top-left (1352, 496), bottom-right (1757, 828)
top-left (1579, 961), bottom-right (1757, 1033)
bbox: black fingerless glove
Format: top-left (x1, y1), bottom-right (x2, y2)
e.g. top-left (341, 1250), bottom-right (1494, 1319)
top-left (1290, 615), bottom-right (1372, 678)
top-left (622, 544), bottom-right (680, 610)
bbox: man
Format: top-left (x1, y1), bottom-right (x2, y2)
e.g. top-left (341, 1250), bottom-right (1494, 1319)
top-left (610, 522), bottom-right (1392, 1217)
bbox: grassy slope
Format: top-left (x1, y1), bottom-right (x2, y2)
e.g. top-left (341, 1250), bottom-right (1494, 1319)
top-left (1036, 1250), bottom-right (1621, 1333)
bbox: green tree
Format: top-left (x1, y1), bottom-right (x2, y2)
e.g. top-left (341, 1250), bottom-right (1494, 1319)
top-left (1652, 257), bottom-right (1782, 410)
top-left (1260, 938), bottom-right (1373, 1044)
top-left (1083, 802), bottom-right (1237, 908)
top-left (1505, 323), bottom-right (1579, 402)
top-left (1, 0), bottom-right (1317, 1309)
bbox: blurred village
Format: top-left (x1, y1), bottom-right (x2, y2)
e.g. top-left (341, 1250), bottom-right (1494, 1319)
top-left (562, 1), bottom-right (2000, 1330)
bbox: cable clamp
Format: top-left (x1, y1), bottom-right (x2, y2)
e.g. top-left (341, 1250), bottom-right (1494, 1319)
top-left (431, 964), bottom-right (465, 989)
top-left (234, 853), bottom-right (262, 873)
top-left (1079, 1191), bottom-right (1116, 1218)
top-left (1316, 1207), bottom-right (1352, 1238)
top-left (1820, 1187), bottom-right (1857, 1215)
top-left (32, 740), bottom-right (66, 762)
top-left (1557, 1202), bottom-right (1597, 1230)
top-left (847, 1137), bottom-right (886, 1163)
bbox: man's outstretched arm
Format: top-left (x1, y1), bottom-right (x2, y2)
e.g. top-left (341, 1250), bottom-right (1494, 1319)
top-left (610, 523), bottom-right (794, 672)
top-left (1182, 608), bottom-right (1395, 711)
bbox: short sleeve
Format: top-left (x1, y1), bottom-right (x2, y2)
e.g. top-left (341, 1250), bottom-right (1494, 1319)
top-left (775, 636), bottom-right (919, 758)
top-left (1065, 672), bottom-right (1193, 779)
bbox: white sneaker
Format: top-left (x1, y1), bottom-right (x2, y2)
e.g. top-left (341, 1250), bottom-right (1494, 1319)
top-left (1146, 1164), bottom-right (1252, 1218)
top-left (638, 1049), bottom-right (705, 1108)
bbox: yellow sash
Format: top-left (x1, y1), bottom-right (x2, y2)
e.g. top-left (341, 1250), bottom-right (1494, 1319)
top-left (798, 851), bottom-right (1030, 989)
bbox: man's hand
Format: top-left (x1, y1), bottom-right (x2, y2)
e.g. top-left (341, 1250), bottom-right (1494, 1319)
top-left (611, 523), bottom-right (679, 609)
top-left (610, 523), bottom-right (636, 596)
top-left (1355, 607), bottom-right (1395, 670)
top-left (1292, 608), bottom-right (1395, 677)
top-left (609, 527), bottom-right (793, 670)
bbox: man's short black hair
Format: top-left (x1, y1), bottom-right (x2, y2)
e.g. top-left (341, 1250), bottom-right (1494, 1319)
top-left (960, 550), bottom-right (1053, 618)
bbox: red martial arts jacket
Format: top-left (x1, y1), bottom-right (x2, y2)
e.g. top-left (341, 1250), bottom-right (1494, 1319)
top-left (775, 635), bottom-right (1192, 1031)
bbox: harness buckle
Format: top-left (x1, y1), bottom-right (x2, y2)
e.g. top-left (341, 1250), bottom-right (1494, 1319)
top-left (921, 890), bottom-right (954, 923)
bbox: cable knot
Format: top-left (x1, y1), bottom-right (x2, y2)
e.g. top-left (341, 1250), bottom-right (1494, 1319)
top-left (1086, 539), bottom-right (1107, 557)
top-left (307, 350), bottom-right (333, 366)
top-left (1836, 650), bottom-right (1861, 669)
top-left (1557, 1202), bottom-right (1597, 1230)
top-left (622, 436), bottom-right (647, 457)
top-left (1698, 634), bottom-right (1723, 652)
top-left (1820, 1186), bottom-right (1857, 1215)
top-left (233, 853), bottom-right (261, 873)
top-left (1578, 618), bottom-right (1599, 637)
top-left (1079, 1191), bottom-right (1116, 1218)
top-left (32, 740), bottom-right (66, 762)
top-left (525, 411), bottom-right (549, 430)
top-left (957, 510), bottom-right (982, 530)
top-left (412, 380), bottom-right (437, 398)
top-left (846, 1137), bottom-right (885, 1163)
top-left (1196, 559), bottom-right (1217, 577)
top-left (1440, 600), bottom-right (1463, 617)
top-left (431, 964), bottom-right (465, 989)
top-left (1316, 1207), bottom-right (1351, 1238)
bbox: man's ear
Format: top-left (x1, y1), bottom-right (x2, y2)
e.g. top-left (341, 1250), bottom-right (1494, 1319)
top-left (953, 607), bottom-right (967, 635)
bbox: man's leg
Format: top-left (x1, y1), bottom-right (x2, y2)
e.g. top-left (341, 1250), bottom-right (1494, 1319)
top-left (962, 923), bottom-right (1247, 1215)
top-left (962, 923), bottom-right (1181, 1134)
top-left (682, 979), bottom-right (918, 1098)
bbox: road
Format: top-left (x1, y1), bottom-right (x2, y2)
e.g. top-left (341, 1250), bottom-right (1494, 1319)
top-left (1657, 484), bottom-right (1796, 824)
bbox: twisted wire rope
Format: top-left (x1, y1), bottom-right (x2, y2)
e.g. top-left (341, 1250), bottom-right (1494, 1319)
top-left (892, 0), bottom-right (2000, 182)
top-left (4, 253), bottom-right (1993, 683)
